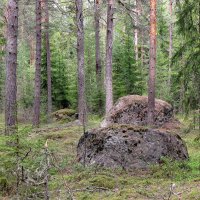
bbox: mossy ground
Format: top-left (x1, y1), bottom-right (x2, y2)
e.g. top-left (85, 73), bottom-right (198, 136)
top-left (0, 114), bottom-right (199, 199)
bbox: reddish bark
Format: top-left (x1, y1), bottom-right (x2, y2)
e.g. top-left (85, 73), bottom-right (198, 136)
top-left (5, 0), bottom-right (19, 134)
top-left (147, 0), bottom-right (157, 125)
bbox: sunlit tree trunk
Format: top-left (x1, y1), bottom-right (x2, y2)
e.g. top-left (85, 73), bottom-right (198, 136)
top-left (105, 0), bottom-right (114, 115)
top-left (147, 0), bottom-right (157, 125)
top-left (76, 0), bottom-right (87, 124)
top-left (33, 0), bottom-right (42, 127)
top-left (5, 0), bottom-right (19, 134)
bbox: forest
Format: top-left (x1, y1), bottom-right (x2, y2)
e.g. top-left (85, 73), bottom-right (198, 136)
top-left (0, 0), bottom-right (200, 199)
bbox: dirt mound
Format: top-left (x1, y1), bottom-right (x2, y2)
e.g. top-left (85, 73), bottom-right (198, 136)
top-left (77, 125), bottom-right (189, 169)
top-left (101, 95), bottom-right (174, 128)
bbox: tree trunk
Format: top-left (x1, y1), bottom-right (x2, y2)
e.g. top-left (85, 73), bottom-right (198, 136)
top-left (5, 0), bottom-right (19, 135)
top-left (139, 0), bottom-right (145, 68)
top-left (168, 0), bottom-right (173, 88)
top-left (95, 0), bottom-right (101, 76)
top-left (198, 3), bottom-right (200, 131)
top-left (29, 36), bottom-right (35, 67)
top-left (179, 80), bottom-right (184, 114)
top-left (76, 0), bottom-right (87, 124)
top-left (105, 0), bottom-right (114, 115)
top-left (95, 0), bottom-right (103, 113)
top-left (33, 0), bottom-right (42, 127)
top-left (141, 29), bottom-right (144, 66)
top-left (147, 0), bottom-right (157, 125)
top-left (42, 0), bottom-right (52, 123)
top-left (134, 0), bottom-right (138, 62)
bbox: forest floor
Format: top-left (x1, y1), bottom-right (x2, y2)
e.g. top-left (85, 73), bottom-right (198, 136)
top-left (0, 115), bottom-right (200, 200)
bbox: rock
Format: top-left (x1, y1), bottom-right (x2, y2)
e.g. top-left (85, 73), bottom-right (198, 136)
top-left (77, 95), bottom-right (188, 169)
top-left (101, 95), bottom-right (174, 128)
top-left (77, 124), bottom-right (189, 169)
top-left (51, 108), bottom-right (77, 122)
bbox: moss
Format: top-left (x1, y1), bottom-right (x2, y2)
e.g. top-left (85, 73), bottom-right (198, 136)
top-left (1, 115), bottom-right (200, 199)
top-left (84, 175), bottom-right (116, 189)
top-left (59, 117), bottom-right (72, 124)
top-left (107, 124), bottom-right (148, 132)
top-left (76, 192), bottom-right (93, 200)
top-left (0, 177), bottom-right (9, 191)
top-left (44, 132), bottom-right (66, 140)
top-left (135, 188), bottom-right (155, 198)
top-left (52, 108), bottom-right (76, 117)
top-left (51, 108), bottom-right (76, 123)
top-left (185, 189), bottom-right (200, 199)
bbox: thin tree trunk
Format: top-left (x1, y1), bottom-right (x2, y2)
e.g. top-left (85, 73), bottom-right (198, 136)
top-left (147, 0), bottom-right (157, 125)
top-left (141, 29), bottom-right (144, 66)
top-left (105, 0), bottom-right (114, 115)
top-left (138, 0), bottom-right (145, 68)
top-left (95, 0), bottom-right (103, 113)
top-left (5, 0), bottom-right (19, 135)
top-left (179, 80), bottom-right (184, 114)
top-left (76, 0), bottom-right (87, 124)
top-left (134, 0), bottom-right (138, 62)
top-left (95, 0), bottom-right (101, 76)
top-left (33, 0), bottom-right (42, 127)
top-left (42, 0), bottom-right (52, 123)
top-left (198, 3), bottom-right (200, 131)
top-left (168, 0), bottom-right (173, 88)
top-left (29, 36), bottom-right (35, 66)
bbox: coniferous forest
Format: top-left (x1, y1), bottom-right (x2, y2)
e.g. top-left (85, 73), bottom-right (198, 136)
top-left (0, 0), bottom-right (200, 199)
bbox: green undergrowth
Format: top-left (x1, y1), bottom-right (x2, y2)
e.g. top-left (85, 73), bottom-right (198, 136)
top-left (0, 114), bottom-right (199, 199)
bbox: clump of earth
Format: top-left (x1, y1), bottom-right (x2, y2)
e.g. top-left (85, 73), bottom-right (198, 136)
top-left (77, 95), bottom-right (189, 169)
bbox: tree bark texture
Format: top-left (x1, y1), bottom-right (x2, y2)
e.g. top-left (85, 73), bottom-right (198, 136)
top-left (138, 0), bottom-right (144, 67)
top-left (134, 0), bottom-right (138, 61)
top-left (168, 0), bottom-right (173, 87)
top-left (5, 0), bottom-right (19, 135)
top-left (42, 0), bottom-right (52, 123)
top-left (33, 0), bottom-right (42, 127)
top-left (29, 36), bottom-right (35, 66)
top-left (147, 0), bottom-right (157, 125)
top-left (141, 29), bottom-right (144, 66)
top-left (95, 0), bottom-right (103, 112)
top-left (105, 0), bottom-right (114, 115)
top-left (76, 0), bottom-right (87, 124)
top-left (95, 0), bottom-right (101, 81)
